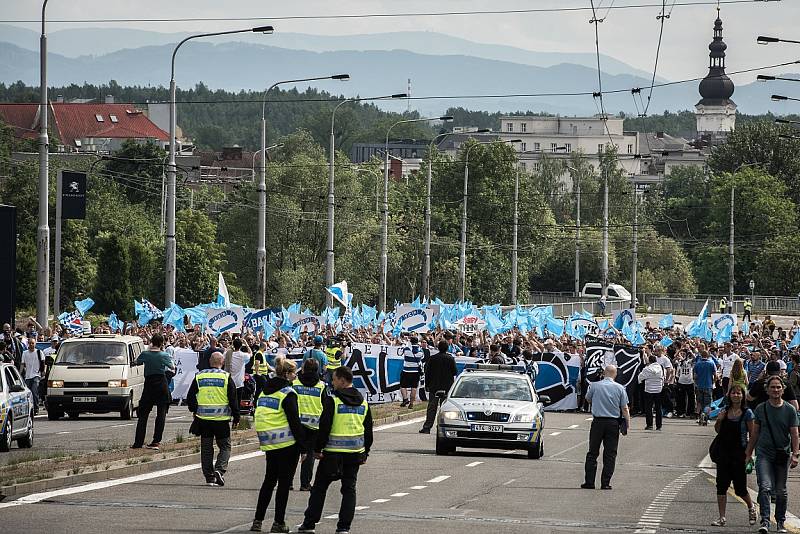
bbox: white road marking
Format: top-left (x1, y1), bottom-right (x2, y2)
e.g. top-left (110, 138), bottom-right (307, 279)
top-left (371, 498), bottom-right (390, 503)
top-left (426, 475), bottom-right (451, 483)
top-left (56, 431), bottom-right (71, 434)
top-left (568, 424), bottom-right (579, 429)
top-left (584, 417), bottom-right (593, 421)
top-left (502, 449), bottom-right (518, 454)
top-left (324, 514), bottom-right (338, 519)
top-left (409, 485), bottom-right (427, 490)
top-left (110, 423), bottom-right (133, 428)
top-left (354, 506), bottom-right (370, 510)
top-left (633, 470), bottom-right (699, 533)
top-left (374, 416), bottom-right (426, 431)
top-left (390, 492), bottom-right (409, 497)
top-left (465, 461), bottom-right (483, 467)
top-left (168, 416), bottom-right (185, 421)
top-left (549, 431), bottom-right (562, 436)
top-left (502, 479), bottom-right (516, 486)
top-left (550, 439), bottom-right (588, 458)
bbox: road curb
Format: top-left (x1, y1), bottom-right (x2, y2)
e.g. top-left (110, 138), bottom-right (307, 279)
top-left (0, 406), bottom-right (425, 500)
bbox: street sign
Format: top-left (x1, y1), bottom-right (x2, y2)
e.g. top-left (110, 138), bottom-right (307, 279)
top-left (749, 280), bottom-right (755, 291)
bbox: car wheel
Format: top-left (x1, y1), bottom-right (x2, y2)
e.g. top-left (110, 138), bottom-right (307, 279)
top-left (67, 411), bottom-right (80, 420)
top-left (0, 416), bottom-right (12, 452)
top-left (527, 440), bottom-right (543, 459)
top-left (17, 412), bottom-right (33, 448)
top-left (120, 397), bottom-right (133, 420)
top-left (435, 437), bottom-right (455, 455)
top-left (47, 410), bottom-right (63, 421)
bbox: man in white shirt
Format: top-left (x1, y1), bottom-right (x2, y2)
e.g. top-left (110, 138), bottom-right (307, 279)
top-left (720, 342), bottom-right (737, 392)
top-left (20, 334), bottom-right (44, 415)
top-left (655, 346), bottom-right (675, 417)
top-left (638, 354), bottom-right (665, 431)
top-left (227, 337), bottom-right (251, 408)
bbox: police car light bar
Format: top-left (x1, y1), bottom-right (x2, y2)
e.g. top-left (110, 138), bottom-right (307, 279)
top-left (464, 363), bottom-right (526, 373)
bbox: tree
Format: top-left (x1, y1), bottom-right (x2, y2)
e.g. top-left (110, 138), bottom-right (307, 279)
top-left (94, 235), bottom-right (132, 316)
top-left (755, 235), bottom-right (800, 296)
top-left (103, 139), bottom-right (166, 209)
top-left (59, 220), bottom-right (97, 309)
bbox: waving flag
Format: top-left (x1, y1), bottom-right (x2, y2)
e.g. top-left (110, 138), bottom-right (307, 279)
top-left (108, 312), bottom-right (123, 333)
top-left (660, 336), bottom-right (673, 348)
top-left (545, 316), bottom-right (564, 337)
top-left (217, 272), bottom-right (230, 308)
top-left (326, 281), bottom-right (350, 308)
top-left (716, 323), bottom-right (733, 343)
top-left (789, 329), bottom-right (800, 349)
top-left (262, 322), bottom-right (276, 339)
top-left (698, 299), bottom-right (710, 321)
top-left (741, 320), bottom-right (750, 335)
top-left (74, 297), bottom-right (95, 316)
top-left (162, 302), bottom-right (186, 332)
top-left (658, 314), bottom-right (674, 329)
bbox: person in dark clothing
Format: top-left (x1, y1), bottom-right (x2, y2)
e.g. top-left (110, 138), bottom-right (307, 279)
top-left (186, 351), bottom-right (240, 486)
top-left (297, 366), bottom-right (373, 534)
top-left (250, 358), bottom-right (306, 533)
top-left (420, 341), bottom-right (458, 434)
top-left (747, 361), bottom-right (799, 411)
top-left (197, 337), bottom-right (219, 371)
top-left (132, 333), bottom-right (175, 450)
top-left (293, 358), bottom-right (326, 491)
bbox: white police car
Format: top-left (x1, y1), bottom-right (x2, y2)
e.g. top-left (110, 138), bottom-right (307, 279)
top-left (0, 362), bottom-right (34, 451)
top-left (436, 364), bottom-right (547, 459)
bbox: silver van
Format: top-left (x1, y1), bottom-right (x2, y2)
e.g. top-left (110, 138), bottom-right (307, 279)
top-left (46, 334), bottom-right (145, 420)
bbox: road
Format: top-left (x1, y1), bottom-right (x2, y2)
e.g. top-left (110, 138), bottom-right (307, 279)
top-left (2, 411), bottom-right (799, 533)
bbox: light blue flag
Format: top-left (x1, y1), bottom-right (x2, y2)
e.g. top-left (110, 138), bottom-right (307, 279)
top-left (716, 323), bottom-right (733, 343)
top-left (74, 297), bottom-right (95, 316)
top-left (658, 314), bottom-right (674, 329)
top-left (135, 300), bottom-right (153, 325)
top-left (485, 312), bottom-right (504, 337)
top-left (288, 303), bottom-right (301, 314)
top-left (789, 329), bottom-right (800, 349)
top-left (392, 320), bottom-right (403, 337)
top-left (614, 309), bottom-right (634, 330)
top-left (660, 336), bottom-right (674, 348)
top-left (545, 316), bottom-right (564, 337)
top-left (382, 320), bottom-right (393, 335)
top-left (163, 302), bottom-right (186, 332)
top-left (741, 320), bottom-right (750, 335)
top-left (698, 299), bottom-right (710, 321)
top-left (704, 323), bottom-right (714, 342)
top-left (622, 321), bottom-right (636, 343)
top-left (108, 312), bottom-right (123, 333)
top-left (410, 295), bottom-right (423, 309)
top-left (262, 322), bottom-right (276, 339)
top-left (632, 331), bottom-right (646, 346)
top-left (290, 325), bottom-right (302, 341)
top-left (280, 308), bottom-right (292, 332)
top-left (326, 281), bottom-right (350, 308)
top-left (598, 319), bottom-right (609, 331)
top-left (302, 307), bottom-right (314, 317)
top-left (361, 304), bottom-right (377, 324)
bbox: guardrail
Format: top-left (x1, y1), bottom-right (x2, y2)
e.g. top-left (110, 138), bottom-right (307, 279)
top-left (638, 294), bottom-right (800, 316)
top-left (506, 298), bottom-right (628, 318)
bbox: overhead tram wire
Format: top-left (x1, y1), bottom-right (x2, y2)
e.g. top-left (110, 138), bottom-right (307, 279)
top-left (1, 1), bottom-right (776, 24)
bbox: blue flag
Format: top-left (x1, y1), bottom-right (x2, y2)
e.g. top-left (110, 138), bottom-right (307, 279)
top-left (108, 312), bottom-right (123, 333)
top-left (741, 320), bottom-right (750, 335)
top-left (789, 329), bottom-right (800, 349)
top-left (545, 316), bottom-right (564, 337)
top-left (660, 336), bottom-right (673, 348)
top-left (658, 314), bottom-right (674, 329)
top-left (716, 323), bottom-right (733, 343)
top-left (74, 297), bottom-right (95, 316)
top-left (262, 322), bottom-right (276, 339)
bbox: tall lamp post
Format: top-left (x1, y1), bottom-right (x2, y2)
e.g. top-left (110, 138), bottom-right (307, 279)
top-left (379, 115), bottom-right (453, 311)
top-left (37, 0), bottom-right (50, 328)
top-left (255, 74), bottom-right (349, 308)
top-left (167, 25), bottom-right (274, 307)
top-left (460, 139), bottom-right (519, 302)
top-left (326, 92), bottom-right (405, 307)
top-left (728, 162), bottom-right (761, 311)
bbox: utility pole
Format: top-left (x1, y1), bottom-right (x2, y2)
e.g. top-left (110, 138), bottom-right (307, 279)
top-left (423, 158), bottom-right (432, 301)
top-left (601, 165), bottom-right (609, 302)
top-left (729, 183), bottom-right (735, 310)
top-left (37, 0), bottom-right (50, 328)
top-left (458, 157), bottom-right (470, 302)
top-left (632, 182), bottom-right (638, 310)
top-left (511, 164), bottom-right (519, 305)
top-left (575, 172), bottom-right (581, 298)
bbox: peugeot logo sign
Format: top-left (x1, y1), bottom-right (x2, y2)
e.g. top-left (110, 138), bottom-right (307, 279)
top-left (83, 382), bottom-right (88, 387)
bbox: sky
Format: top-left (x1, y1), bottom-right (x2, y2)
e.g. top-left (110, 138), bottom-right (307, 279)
top-left (3, 0), bottom-right (799, 82)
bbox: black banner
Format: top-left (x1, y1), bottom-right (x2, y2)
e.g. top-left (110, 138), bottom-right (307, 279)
top-left (61, 170), bottom-right (87, 219)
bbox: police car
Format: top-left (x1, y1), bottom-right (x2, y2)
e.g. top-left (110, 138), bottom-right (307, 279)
top-left (0, 362), bottom-right (35, 451)
top-left (436, 364), bottom-right (547, 459)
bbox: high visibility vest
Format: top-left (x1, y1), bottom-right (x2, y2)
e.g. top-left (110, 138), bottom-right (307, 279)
top-left (254, 386), bottom-right (297, 451)
top-left (719, 300), bottom-right (727, 311)
top-left (252, 351), bottom-right (267, 376)
top-left (744, 300), bottom-right (752, 311)
top-left (325, 347), bottom-right (342, 371)
top-left (195, 369), bottom-right (232, 421)
top-left (292, 378), bottom-right (324, 429)
top-left (324, 396), bottom-right (368, 454)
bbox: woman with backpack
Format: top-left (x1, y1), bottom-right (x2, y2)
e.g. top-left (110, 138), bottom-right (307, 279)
top-left (711, 383), bottom-right (757, 527)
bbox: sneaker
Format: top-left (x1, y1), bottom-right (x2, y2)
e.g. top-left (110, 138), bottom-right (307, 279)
top-left (644, 426), bottom-right (653, 430)
top-left (250, 520), bottom-right (262, 532)
top-left (400, 399), bottom-right (409, 407)
top-left (759, 521), bottom-right (769, 534)
top-left (580, 483), bottom-right (595, 489)
top-left (294, 525), bottom-right (315, 534)
top-left (748, 506), bottom-right (756, 526)
top-left (299, 485), bottom-right (312, 491)
top-left (145, 443), bottom-right (160, 451)
top-left (205, 475), bottom-right (219, 486)
top-left (269, 521), bottom-right (289, 533)
top-left (665, 412), bottom-right (673, 418)
top-left (213, 470), bottom-right (225, 487)
top-left (711, 517), bottom-right (726, 526)
top-left (407, 402), bottom-right (414, 409)
top-left (419, 428), bottom-right (431, 434)
top-left (777, 523), bottom-right (787, 533)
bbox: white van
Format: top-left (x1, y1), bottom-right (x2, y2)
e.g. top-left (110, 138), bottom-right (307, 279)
top-left (46, 334), bottom-right (146, 420)
top-left (580, 283), bottom-right (633, 301)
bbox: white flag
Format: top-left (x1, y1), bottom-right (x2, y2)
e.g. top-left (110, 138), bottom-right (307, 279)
top-left (217, 272), bottom-right (230, 308)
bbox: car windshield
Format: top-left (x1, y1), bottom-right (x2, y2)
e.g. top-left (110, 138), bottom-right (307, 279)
top-left (451, 375), bottom-right (532, 401)
top-left (56, 342), bottom-right (127, 365)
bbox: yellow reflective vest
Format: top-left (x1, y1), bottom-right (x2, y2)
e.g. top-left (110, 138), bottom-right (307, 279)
top-left (324, 396), bottom-right (368, 454)
top-left (744, 300), bottom-right (752, 311)
top-left (252, 350), bottom-right (267, 376)
top-left (325, 347), bottom-right (342, 371)
top-left (292, 378), bottom-right (324, 430)
top-left (254, 386), bottom-right (297, 451)
top-left (195, 369), bottom-right (232, 421)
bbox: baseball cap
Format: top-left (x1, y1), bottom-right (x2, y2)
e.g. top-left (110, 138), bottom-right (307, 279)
top-left (766, 361), bottom-right (782, 375)
top-left (313, 335), bottom-right (324, 345)
top-left (51, 335), bottom-right (59, 341)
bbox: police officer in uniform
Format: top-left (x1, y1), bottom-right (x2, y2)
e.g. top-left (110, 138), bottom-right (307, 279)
top-left (296, 366), bottom-right (373, 534)
top-left (743, 298), bottom-right (753, 323)
top-left (252, 341), bottom-right (269, 393)
top-left (250, 358), bottom-right (305, 533)
top-left (187, 351), bottom-right (239, 486)
top-left (293, 358), bottom-right (326, 491)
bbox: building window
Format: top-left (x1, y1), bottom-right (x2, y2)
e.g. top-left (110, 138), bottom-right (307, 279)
top-left (627, 144), bottom-right (633, 154)
top-left (521, 123), bottom-right (527, 133)
top-left (520, 142), bottom-right (527, 152)
top-left (532, 163), bottom-right (541, 172)
top-left (551, 143), bottom-right (558, 153)
top-left (533, 142), bottom-right (540, 151)
top-left (506, 122), bottom-right (514, 132)
top-left (95, 114), bottom-right (104, 122)
top-left (565, 143), bottom-right (572, 153)
top-left (110, 115), bottom-right (118, 123)
top-left (598, 143), bottom-right (604, 154)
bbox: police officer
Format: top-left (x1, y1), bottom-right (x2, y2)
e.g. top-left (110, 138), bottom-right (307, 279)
top-left (324, 338), bottom-right (343, 384)
top-left (743, 298), bottom-right (753, 323)
top-left (187, 352), bottom-right (239, 486)
top-left (252, 341), bottom-right (269, 392)
top-left (292, 358), bottom-right (326, 491)
top-left (250, 358), bottom-right (305, 533)
top-left (719, 297), bottom-right (728, 314)
top-left (296, 366), bottom-right (373, 534)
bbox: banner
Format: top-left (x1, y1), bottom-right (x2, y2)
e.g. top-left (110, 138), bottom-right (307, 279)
top-left (289, 313), bottom-right (323, 333)
top-left (456, 314), bottom-right (486, 335)
top-left (60, 170), bottom-right (87, 219)
top-left (394, 305), bottom-right (440, 333)
top-left (612, 308), bottom-right (636, 328)
top-left (530, 351), bottom-right (580, 411)
top-left (171, 348), bottom-right (199, 400)
top-left (711, 313), bottom-right (738, 332)
top-left (243, 309), bottom-right (273, 332)
top-left (584, 340), bottom-right (643, 395)
top-left (205, 306), bottom-right (244, 335)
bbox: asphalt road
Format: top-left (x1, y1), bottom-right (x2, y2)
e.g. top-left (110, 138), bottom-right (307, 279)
top-left (2, 411), bottom-right (799, 533)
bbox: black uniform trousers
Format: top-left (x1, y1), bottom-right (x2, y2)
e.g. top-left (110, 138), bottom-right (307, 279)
top-left (303, 451), bottom-right (362, 532)
top-left (584, 417), bottom-right (620, 487)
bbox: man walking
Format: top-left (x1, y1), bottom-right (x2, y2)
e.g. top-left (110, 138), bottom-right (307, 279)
top-left (187, 352), bottom-right (239, 486)
top-left (296, 366), bottom-right (373, 534)
top-left (744, 376), bottom-right (799, 533)
top-left (419, 341), bottom-right (457, 434)
top-left (582, 365), bottom-right (630, 490)
top-left (399, 337), bottom-right (423, 408)
top-left (20, 334), bottom-right (44, 415)
top-left (638, 354), bottom-right (664, 430)
top-left (694, 350), bottom-right (717, 424)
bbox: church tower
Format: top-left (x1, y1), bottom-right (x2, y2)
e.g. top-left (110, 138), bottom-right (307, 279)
top-left (695, 9), bottom-right (736, 137)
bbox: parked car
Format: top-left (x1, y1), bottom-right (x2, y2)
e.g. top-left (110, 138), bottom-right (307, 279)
top-left (46, 334), bottom-right (146, 420)
top-left (0, 362), bottom-right (34, 451)
top-left (435, 364), bottom-right (548, 459)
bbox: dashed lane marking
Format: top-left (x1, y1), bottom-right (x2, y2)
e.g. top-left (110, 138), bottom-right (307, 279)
top-left (324, 514), bottom-right (338, 519)
top-left (465, 461), bottom-right (483, 467)
top-left (426, 475), bottom-right (451, 483)
top-left (568, 424), bottom-right (579, 429)
top-left (502, 479), bottom-right (516, 486)
top-left (633, 470), bottom-right (700, 533)
top-left (409, 485), bottom-right (427, 490)
top-left (354, 506), bottom-right (370, 510)
top-left (110, 423), bottom-right (133, 428)
top-left (371, 498), bottom-right (390, 503)
top-left (585, 417), bottom-right (593, 421)
top-left (549, 431), bottom-right (562, 436)
top-left (56, 431), bottom-right (71, 434)
top-left (390, 492), bottom-right (409, 497)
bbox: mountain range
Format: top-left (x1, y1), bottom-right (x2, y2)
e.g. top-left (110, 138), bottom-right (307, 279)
top-left (0, 25), bottom-right (791, 116)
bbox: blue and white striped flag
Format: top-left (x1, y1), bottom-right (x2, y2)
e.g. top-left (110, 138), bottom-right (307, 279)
top-left (326, 281), bottom-right (350, 308)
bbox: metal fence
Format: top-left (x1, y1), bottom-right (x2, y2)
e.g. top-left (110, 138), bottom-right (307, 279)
top-left (638, 293), bottom-right (800, 316)
top-left (507, 297), bottom-right (628, 318)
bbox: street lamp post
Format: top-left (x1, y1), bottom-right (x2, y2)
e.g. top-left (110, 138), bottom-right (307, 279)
top-left (379, 115), bottom-right (453, 311)
top-left (728, 162), bottom-right (761, 311)
top-left (37, 0), bottom-right (50, 328)
top-left (326, 92), bottom-right (404, 307)
top-left (564, 164), bottom-right (583, 298)
top-left (167, 25), bottom-right (274, 307)
top-left (511, 163), bottom-right (520, 305)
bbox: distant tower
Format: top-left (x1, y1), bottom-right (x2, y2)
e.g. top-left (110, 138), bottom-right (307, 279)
top-left (695, 8), bottom-right (736, 137)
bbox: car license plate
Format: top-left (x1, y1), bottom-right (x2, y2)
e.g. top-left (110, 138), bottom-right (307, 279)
top-left (471, 424), bottom-right (502, 432)
top-left (73, 396), bottom-right (96, 403)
